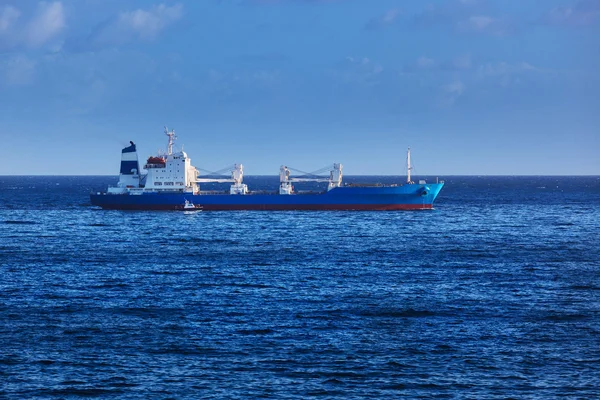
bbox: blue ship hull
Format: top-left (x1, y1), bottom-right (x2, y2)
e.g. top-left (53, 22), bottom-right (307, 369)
top-left (90, 183), bottom-right (444, 211)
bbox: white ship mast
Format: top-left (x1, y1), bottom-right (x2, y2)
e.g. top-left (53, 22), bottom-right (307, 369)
top-left (164, 126), bottom-right (177, 155)
top-left (407, 147), bottom-right (414, 184)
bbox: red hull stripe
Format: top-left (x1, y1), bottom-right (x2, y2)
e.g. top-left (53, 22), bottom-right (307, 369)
top-left (97, 203), bottom-right (434, 211)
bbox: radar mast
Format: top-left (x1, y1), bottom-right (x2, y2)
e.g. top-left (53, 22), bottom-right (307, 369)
top-left (164, 126), bottom-right (177, 155)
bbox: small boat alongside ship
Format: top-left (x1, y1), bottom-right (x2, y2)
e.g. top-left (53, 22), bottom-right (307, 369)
top-left (182, 200), bottom-right (201, 211)
top-left (90, 127), bottom-right (444, 211)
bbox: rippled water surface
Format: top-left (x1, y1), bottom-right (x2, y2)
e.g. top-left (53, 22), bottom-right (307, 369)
top-left (1, 175), bottom-right (599, 398)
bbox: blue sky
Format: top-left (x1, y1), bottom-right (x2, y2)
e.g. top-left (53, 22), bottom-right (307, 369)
top-left (0, 0), bottom-right (598, 175)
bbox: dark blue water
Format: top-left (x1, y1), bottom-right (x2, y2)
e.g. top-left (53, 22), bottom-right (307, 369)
top-left (1, 176), bottom-right (599, 398)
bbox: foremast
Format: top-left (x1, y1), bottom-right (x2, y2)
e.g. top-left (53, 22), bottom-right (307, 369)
top-left (407, 147), bottom-right (414, 184)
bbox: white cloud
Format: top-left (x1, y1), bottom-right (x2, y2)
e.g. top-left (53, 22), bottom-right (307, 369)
top-left (205, 68), bottom-right (280, 85)
top-left (365, 8), bottom-right (401, 30)
top-left (468, 15), bottom-right (493, 30)
top-left (452, 54), bottom-right (472, 70)
top-left (457, 15), bottom-right (515, 35)
top-left (26, 2), bottom-right (65, 47)
top-left (414, 1), bottom-right (516, 36)
top-left (117, 4), bottom-right (183, 40)
top-left (401, 56), bottom-right (438, 74)
top-left (0, 5), bottom-right (20, 33)
top-left (82, 3), bottom-right (183, 49)
top-left (252, 70), bottom-right (279, 82)
top-left (541, 0), bottom-right (600, 27)
top-left (439, 80), bottom-right (465, 106)
top-left (456, 15), bottom-right (500, 34)
top-left (478, 61), bottom-right (509, 77)
top-left (350, 56), bottom-right (383, 74)
top-left (475, 61), bottom-right (538, 87)
top-left (477, 61), bottom-right (536, 78)
top-left (208, 69), bottom-right (224, 81)
top-left (381, 9), bottom-right (400, 23)
top-left (444, 80), bottom-right (465, 95)
top-left (416, 56), bottom-right (435, 69)
top-left (0, 2), bottom-right (65, 50)
top-left (520, 62), bottom-right (536, 71)
top-left (334, 56), bottom-right (384, 84)
top-left (1, 55), bottom-right (36, 86)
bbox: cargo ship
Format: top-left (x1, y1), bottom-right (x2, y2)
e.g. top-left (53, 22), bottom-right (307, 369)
top-left (90, 127), bottom-right (444, 211)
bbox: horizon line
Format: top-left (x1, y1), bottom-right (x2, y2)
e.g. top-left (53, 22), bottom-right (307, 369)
top-left (1, 174), bottom-right (599, 178)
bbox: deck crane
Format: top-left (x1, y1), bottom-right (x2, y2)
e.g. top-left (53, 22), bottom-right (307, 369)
top-left (279, 163), bottom-right (343, 195)
top-left (195, 164), bottom-right (248, 194)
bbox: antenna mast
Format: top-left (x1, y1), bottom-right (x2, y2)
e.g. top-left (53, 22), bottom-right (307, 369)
top-left (164, 126), bottom-right (177, 155)
top-left (407, 147), bottom-right (413, 184)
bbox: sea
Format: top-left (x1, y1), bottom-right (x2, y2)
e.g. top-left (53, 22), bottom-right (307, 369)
top-left (1, 175), bottom-right (599, 399)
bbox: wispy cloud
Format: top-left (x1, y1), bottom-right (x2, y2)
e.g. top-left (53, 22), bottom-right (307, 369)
top-left (0, 2), bottom-right (65, 50)
top-left (401, 56), bottom-right (437, 73)
top-left (73, 3), bottom-right (183, 51)
top-left (0, 55), bottom-right (36, 86)
top-left (0, 5), bottom-right (20, 33)
top-left (540, 0), bottom-right (600, 27)
top-left (457, 15), bottom-right (492, 31)
top-left (206, 68), bottom-right (281, 85)
top-left (416, 56), bottom-right (435, 69)
top-left (365, 9), bottom-right (401, 30)
top-left (117, 4), bottom-right (183, 39)
top-left (401, 53), bottom-right (539, 84)
top-left (444, 80), bottom-right (465, 95)
top-left (414, 1), bottom-right (516, 36)
top-left (456, 15), bottom-right (515, 36)
top-left (452, 54), bottom-right (472, 70)
top-left (439, 80), bottom-right (465, 106)
top-left (331, 56), bottom-right (384, 85)
top-left (26, 1), bottom-right (65, 47)
top-left (475, 61), bottom-right (539, 87)
top-left (397, 55), bottom-right (539, 106)
top-left (413, 1), bottom-right (478, 28)
top-left (247, 0), bottom-right (348, 4)
top-left (403, 54), bottom-right (474, 74)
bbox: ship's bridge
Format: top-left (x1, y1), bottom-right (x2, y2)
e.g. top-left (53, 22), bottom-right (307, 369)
top-left (142, 129), bottom-right (198, 193)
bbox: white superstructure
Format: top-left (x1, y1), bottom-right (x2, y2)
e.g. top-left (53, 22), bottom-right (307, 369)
top-left (107, 127), bottom-right (247, 195)
top-left (138, 127), bottom-right (196, 193)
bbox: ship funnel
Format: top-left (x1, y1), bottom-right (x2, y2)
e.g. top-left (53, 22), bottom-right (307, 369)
top-left (117, 141), bottom-right (141, 188)
top-left (120, 142), bottom-right (140, 175)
